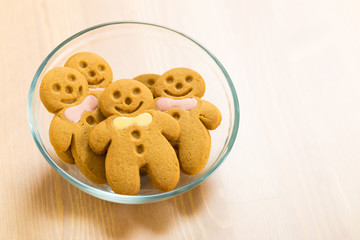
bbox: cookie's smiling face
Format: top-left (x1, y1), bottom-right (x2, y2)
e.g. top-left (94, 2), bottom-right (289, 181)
top-left (153, 68), bottom-right (205, 99)
top-left (65, 52), bottom-right (113, 88)
top-left (40, 67), bottom-right (89, 113)
top-left (100, 79), bottom-right (153, 117)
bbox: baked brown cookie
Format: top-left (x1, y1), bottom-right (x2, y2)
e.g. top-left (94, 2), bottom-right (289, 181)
top-left (50, 104), bottom-right (106, 184)
top-left (89, 79), bottom-right (180, 195)
top-left (133, 73), bottom-right (160, 96)
top-left (64, 52), bottom-right (113, 88)
top-left (40, 67), bottom-right (89, 113)
top-left (99, 79), bottom-right (154, 117)
top-left (153, 68), bottom-right (205, 99)
top-left (55, 148), bottom-right (75, 164)
top-left (40, 67), bottom-right (106, 184)
top-left (153, 68), bottom-right (221, 175)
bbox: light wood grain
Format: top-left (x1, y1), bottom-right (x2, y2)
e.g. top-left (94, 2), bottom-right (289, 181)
top-left (1, 0), bottom-right (360, 239)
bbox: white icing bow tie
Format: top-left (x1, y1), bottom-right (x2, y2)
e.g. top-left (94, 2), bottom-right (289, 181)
top-left (113, 113), bottom-right (153, 130)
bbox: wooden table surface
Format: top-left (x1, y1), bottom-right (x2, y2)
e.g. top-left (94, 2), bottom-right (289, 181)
top-left (2, 0), bottom-right (360, 239)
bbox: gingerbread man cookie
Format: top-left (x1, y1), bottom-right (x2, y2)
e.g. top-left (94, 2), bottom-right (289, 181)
top-left (64, 52), bottom-right (113, 89)
top-left (89, 79), bottom-right (180, 195)
top-left (40, 67), bottom-right (106, 184)
top-left (133, 73), bottom-right (160, 96)
top-left (153, 68), bottom-right (222, 175)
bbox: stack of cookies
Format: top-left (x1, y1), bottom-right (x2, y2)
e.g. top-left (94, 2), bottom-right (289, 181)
top-left (40, 52), bottom-right (222, 195)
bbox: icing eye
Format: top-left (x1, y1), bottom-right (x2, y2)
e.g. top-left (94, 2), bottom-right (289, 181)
top-left (147, 79), bottom-right (155, 85)
top-left (113, 90), bottom-right (121, 99)
top-left (52, 83), bottom-right (61, 92)
top-left (88, 71), bottom-right (95, 77)
top-left (125, 97), bottom-right (132, 105)
top-left (65, 86), bottom-right (73, 94)
top-left (166, 76), bottom-right (174, 84)
top-left (68, 74), bottom-right (76, 81)
top-left (98, 65), bottom-right (105, 71)
top-left (186, 76), bottom-right (193, 82)
top-left (79, 61), bottom-right (87, 68)
top-left (176, 83), bottom-right (183, 89)
top-left (133, 88), bottom-right (141, 95)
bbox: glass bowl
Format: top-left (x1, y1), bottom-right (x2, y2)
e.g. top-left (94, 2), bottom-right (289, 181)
top-left (27, 22), bottom-right (239, 204)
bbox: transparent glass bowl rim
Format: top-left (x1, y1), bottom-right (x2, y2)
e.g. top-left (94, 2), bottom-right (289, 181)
top-left (27, 21), bottom-right (240, 204)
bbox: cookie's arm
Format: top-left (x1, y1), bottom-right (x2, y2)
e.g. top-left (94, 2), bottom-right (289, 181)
top-left (155, 111), bottom-right (180, 141)
top-left (89, 119), bottom-right (112, 154)
top-left (49, 116), bottom-right (74, 152)
top-left (199, 100), bottom-right (222, 130)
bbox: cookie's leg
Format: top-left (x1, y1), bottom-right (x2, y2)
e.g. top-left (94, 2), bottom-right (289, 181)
top-left (177, 124), bottom-right (211, 175)
top-left (55, 148), bottom-right (75, 164)
top-left (105, 154), bottom-right (141, 195)
top-left (146, 144), bottom-right (180, 192)
top-left (72, 136), bottom-right (106, 185)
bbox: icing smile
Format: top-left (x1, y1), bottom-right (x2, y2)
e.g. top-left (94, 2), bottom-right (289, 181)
top-left (164, 88), bottom-right (193, 97)
top-left (89, 77), bottom-right (105, 86)
top-left (61, 87), bottom-right (83, 104)
top-left (115, 101), bottom-right (143, 114)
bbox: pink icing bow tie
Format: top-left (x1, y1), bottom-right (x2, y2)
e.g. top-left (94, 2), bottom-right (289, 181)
top-left (64, 95), bottom-right (99, 123)
top-left (155, 98), bottom-right (197, 111)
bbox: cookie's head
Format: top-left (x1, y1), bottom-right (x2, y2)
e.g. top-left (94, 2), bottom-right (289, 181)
top-left (40, 67), bottom-right (89, 113)
top-left (153, 68), bottom-right (205, 99)
top-left (100, 79), bottom-right (153, 117)
top-left (133, 73), bottom-right (160, 96)
top-left (64, 52), bottom-right (113, 88)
